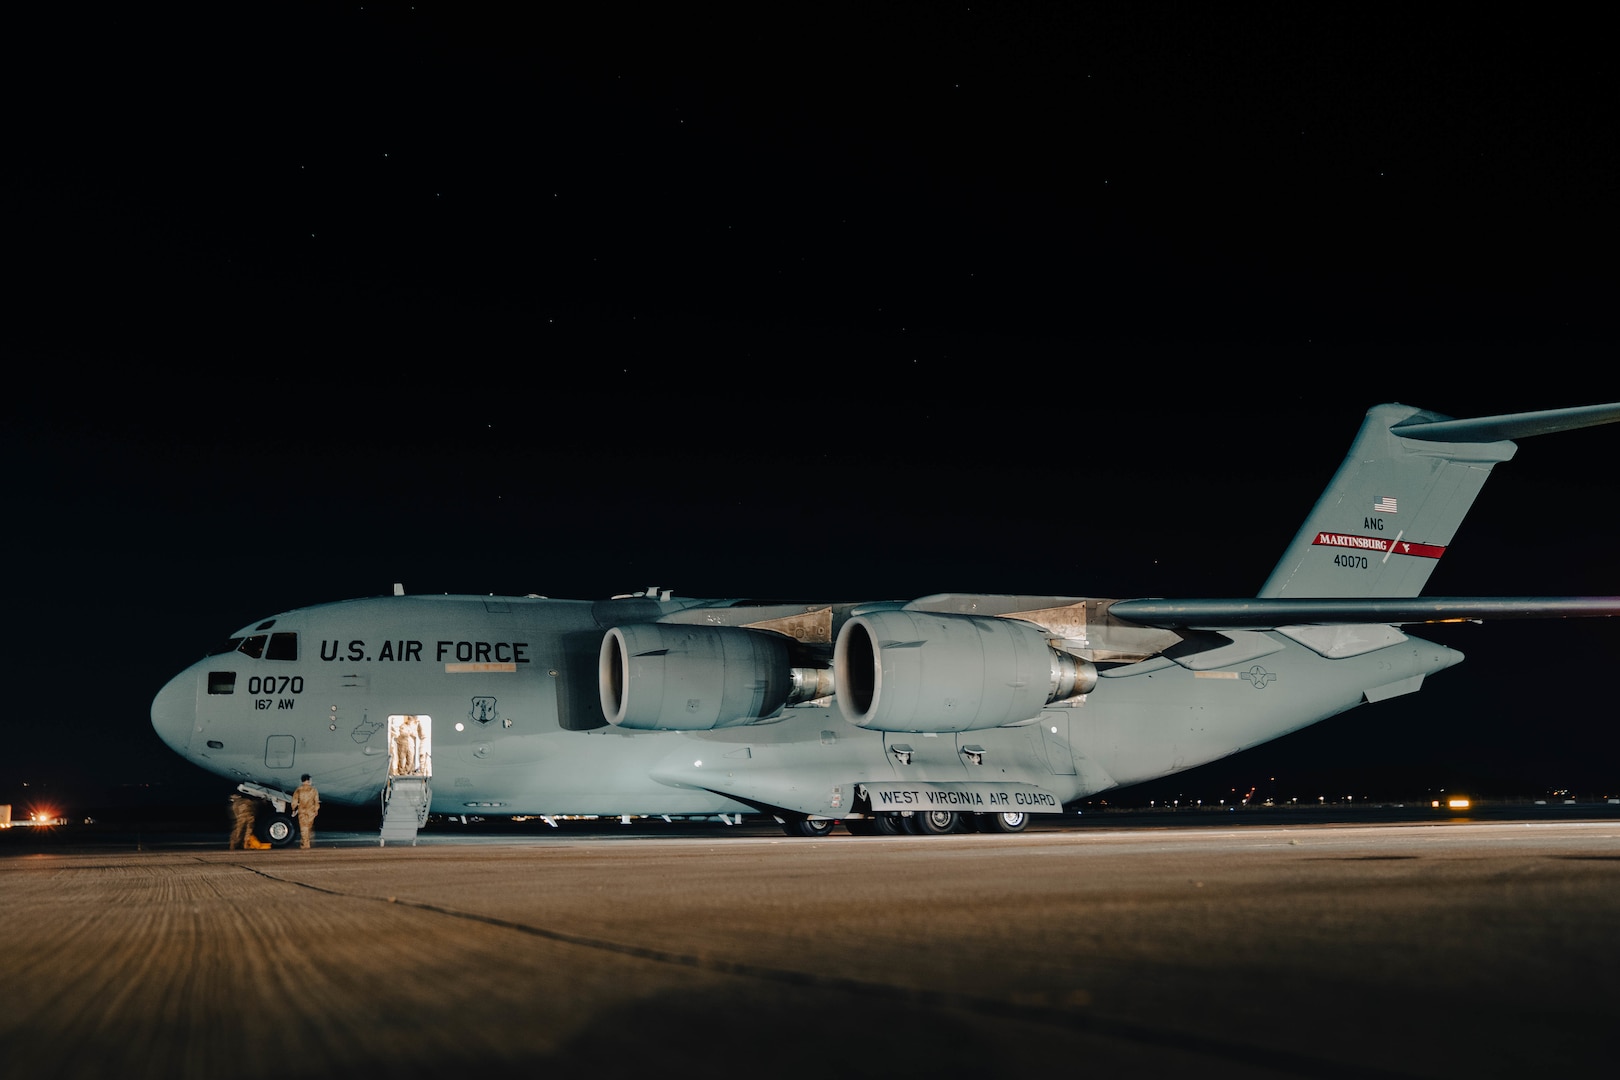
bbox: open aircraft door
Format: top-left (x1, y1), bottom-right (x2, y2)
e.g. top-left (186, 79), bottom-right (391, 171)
top-left (381, 714), bottom-right (431, 845)
top-left (387, 714), bottom-right (431, 778)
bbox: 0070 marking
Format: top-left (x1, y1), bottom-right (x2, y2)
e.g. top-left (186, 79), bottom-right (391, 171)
top-left (247, 675), bottom-right (304, 695)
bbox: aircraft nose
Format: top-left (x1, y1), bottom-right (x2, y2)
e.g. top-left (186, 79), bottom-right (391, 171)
top-left (150, 669), bottom-right (198, 754)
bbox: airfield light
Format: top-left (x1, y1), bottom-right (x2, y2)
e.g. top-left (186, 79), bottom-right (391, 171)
top-left (1447, 797), bottom-right (1471, 810)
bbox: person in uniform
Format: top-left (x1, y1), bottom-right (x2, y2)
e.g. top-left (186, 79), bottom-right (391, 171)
top-left (228, 792), bottom-right (257, 850)
top-left (392, 715), bottom-right (419, 776)
top-left (290, 774), bottom-right (321, 849)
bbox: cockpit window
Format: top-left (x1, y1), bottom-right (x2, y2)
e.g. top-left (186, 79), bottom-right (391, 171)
top-left (208, 671), bottom-right (237, 695)
top-left (203, 632), bottom-right (298, 660)
top-left (207, 636), bottom-right (244, 658)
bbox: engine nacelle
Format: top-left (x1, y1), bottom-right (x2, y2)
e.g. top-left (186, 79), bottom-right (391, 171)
top-left (833, 609), bottom-right (1096, 733)
top-left (600, 623), bottom-right (796, 731)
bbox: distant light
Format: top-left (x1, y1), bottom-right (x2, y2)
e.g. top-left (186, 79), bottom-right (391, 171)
top-left (693, 760), bottom-right (703, 768)
top-left (1448, 797), bottom-right (1471, 809)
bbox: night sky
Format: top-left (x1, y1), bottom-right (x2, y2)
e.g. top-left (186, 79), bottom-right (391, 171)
top-left (6, 4), bottom-right (1616, 812)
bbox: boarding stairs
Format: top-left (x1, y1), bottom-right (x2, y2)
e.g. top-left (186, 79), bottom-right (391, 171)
top-left (380, 776), bottom-right (431, 846)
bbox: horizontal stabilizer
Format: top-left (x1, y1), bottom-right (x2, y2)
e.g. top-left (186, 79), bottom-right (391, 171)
top-left (1109, 596), bottom-right (1620, 630)
top-left (1390, 402), bottom-right (1620, 443)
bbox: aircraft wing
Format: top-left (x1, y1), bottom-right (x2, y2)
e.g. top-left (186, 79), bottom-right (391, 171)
top-left (1108, 596), bottom-right (1620, 630)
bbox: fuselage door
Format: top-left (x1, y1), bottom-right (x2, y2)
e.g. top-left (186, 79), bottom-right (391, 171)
top-left (1040, 712), bottom-right (1078, 775)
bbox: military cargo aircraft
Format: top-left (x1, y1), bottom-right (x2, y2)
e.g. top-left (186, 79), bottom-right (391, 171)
top-left (151, 402), bottom-right (1620, 842)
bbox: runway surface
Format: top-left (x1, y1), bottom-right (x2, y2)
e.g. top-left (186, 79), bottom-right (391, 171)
top-left (3, 816), bottom-right (1617, 1078)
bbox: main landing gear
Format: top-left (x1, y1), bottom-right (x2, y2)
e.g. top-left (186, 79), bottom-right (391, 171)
top-left (780, 816), bottom-right (837, 837)
top-left (779, 810), bottom-right (1031, 836)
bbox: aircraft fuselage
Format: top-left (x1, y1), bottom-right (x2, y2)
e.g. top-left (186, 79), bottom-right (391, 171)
top-left (151, 592), bottom-right (1460, 827)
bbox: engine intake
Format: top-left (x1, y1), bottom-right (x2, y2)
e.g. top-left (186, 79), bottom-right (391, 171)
top-left (833, 609), bottom-right (1096, 733)
top-left (600, 623), bottom-right (797, 731)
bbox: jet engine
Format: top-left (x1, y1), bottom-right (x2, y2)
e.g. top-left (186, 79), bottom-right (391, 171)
top-left (600, 623), bottom-right (800, 731)
top-left (833, 609), bottom-right (1096, 733)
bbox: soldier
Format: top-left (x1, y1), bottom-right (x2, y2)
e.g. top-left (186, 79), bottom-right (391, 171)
top-left (290, 774), bottom-right (320, 849)
top-left (391, 715), bottom-right (419, 776)
top-left (228, 792), bottom-right (257, 850)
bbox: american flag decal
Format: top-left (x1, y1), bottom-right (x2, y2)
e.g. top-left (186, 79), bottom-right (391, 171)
top-left (1373, 496), bottom-right (1398, 514)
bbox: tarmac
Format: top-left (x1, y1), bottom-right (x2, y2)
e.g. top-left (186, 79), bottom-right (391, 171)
top-left (3, 811), bottom-right (1618, 1079)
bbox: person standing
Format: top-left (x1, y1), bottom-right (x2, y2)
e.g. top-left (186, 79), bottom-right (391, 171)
top-left (391, 715), bottom-right (420, 775)
top-left (290, 774), bottom-right (320, 849)
top-left (228, 792), bottom-right (258, 850)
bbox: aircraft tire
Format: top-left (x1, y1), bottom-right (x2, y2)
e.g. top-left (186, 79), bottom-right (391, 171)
top-left (913, 809), bottom-right (960, 834)
top-left (981, 811), bottom-right (1029, 833)
top-left (874, 814), bottom-right (908, 835)
top-left (259, 812), bottom-right (296, 847)
top-left (781, 816), bottom-right (835, 838)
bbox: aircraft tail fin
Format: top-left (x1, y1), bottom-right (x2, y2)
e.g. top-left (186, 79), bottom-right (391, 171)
top-left (1259, 402), bottom-right (1620, 600)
